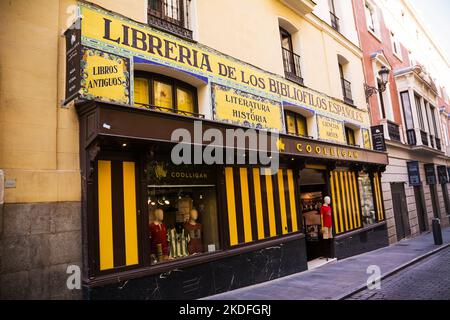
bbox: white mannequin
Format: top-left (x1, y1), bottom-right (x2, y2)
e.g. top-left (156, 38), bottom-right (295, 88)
top-left (323, 196), bottom-right (331, 206)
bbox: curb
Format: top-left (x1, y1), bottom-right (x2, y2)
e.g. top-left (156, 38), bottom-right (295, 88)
top-left (336, 242), bottom-right (450, 300)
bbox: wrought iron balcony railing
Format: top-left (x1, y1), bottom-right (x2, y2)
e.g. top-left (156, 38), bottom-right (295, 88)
top-left (282, 47), bottom-right (304, 86)
top-left (148, 0), bottom-right (193, 39)
top-left (135, 102), bottom-right (205, 119)
top-left (330, 11), bottom-right (340, 32)
top-left (341, 77), bottom-right (353, 105)
top-left (406, 129), bottom-right (416, 145)
top-left (387, 121), bottom-right (401, 142)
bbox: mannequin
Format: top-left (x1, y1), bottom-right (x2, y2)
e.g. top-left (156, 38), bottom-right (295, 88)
top-left (320, 196), bottom-right (333, 240)
top-left (149, 208), bottom-right (169, 263)
top-left (184, 209), bottom-right (203, 254)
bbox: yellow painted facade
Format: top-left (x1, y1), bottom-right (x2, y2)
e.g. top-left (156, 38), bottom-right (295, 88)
top-left (0, 0), bottom-right (368, 204)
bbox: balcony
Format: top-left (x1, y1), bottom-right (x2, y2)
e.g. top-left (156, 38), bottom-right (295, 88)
top-left (148, 0), bottom-right (193, 39)
top-left (341, 77), bottom-right (354, 105)
top-left (330, 12), bottom-right (340, 33)
top-left (282, 47), bottom-right (304, 86)
top-left (135, 102), bottom-right (205, 119)
top-left (387, 121), bottom-right (401, 142)
top-left (420, 130), bottom-right (428, 146)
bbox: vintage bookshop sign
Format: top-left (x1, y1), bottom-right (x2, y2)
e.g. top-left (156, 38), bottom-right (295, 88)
top-left (80, 47), bottom-right (130, 104)
top-left (211, 83), bottom-right (283, 131)
top-left (316, 115), bottom-right (346, 144)
top-left (65, 2), bottom-right (374, 147)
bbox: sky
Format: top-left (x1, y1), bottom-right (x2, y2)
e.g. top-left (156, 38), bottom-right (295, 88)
top-left (409, 0), bottom-right (450, 62)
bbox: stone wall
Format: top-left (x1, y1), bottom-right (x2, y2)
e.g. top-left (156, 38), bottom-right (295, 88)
top-left (0, 202), bottom-right (82, 299)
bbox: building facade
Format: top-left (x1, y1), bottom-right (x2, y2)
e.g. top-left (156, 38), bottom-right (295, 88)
top-left (0, 0), bottom-right (391, 299)
top-left (353, 0), bottom-right (450, 244)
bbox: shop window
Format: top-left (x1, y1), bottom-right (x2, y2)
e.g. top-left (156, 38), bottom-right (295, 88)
top-left (358, 173), bottom-right (377, 226)
top-left (147, 160), bottom-right (219, 265)
top-left (285, 110), bottom-right (308, 137)
top-left (133, 72), bottom-right (198, 116)
top-left (345, 127), bottom-right (356, 146)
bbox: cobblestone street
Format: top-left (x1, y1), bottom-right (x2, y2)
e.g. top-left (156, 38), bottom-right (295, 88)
top-left (346, 247), bottom-right (450, 300)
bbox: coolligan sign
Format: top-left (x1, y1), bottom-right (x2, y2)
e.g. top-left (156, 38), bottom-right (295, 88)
top-left (67, 2), bottom-right (371, 136)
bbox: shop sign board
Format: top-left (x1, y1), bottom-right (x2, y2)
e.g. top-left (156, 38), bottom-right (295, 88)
top-left (407, 161), bottom-right (421, 186)
top-left (64, 19), bottom-right (82, 104)
top-left (316, 115), bottom-right (346, 144)
top-left (424, 164), bottom-right (437, 185)
top-left (75, 2), bottom-right (371, 131)
top-left (371, 125), bottom-right (386, 152)
top-left (211, 83), bottom-right (283, 131)
top-left (80, 47), bottom-right (130, 104)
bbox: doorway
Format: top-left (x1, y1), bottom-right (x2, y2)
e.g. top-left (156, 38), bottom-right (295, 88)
top-left (391, 182), bottom-right (410, 241)
top-left (414, 186), bottom-right (428, 233)
top-left (299, 168), bottom-right (333, 262)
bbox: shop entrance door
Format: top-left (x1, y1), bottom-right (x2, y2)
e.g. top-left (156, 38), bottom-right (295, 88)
top-left (414, 186), bottom-right (428, 233)
top-left (391, 183), bottom-right (410, 241)
top-left (299, 168), bottom-right (332, 261)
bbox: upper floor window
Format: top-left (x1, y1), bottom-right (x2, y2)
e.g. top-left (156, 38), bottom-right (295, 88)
top-left (414, 94), bottom-right (425, 131)
top-left (285, 111), bottom-right (308, 137)
top-left (134, 72), bottom-right (199, 117)
top-left (328, 0), bottom-right (340, 32)
top-left (390, 31), bottom-right (401, 59)
top-left (280, 27), bottom-right (303, 86)
top-left (365, 1), bottom-right (379, 38)
top-left (345, 126), bottom-right (356, 146)
top-left (148, 0), bottom-right (193, 39)
top-left (339, 61), bottom-right (353, 105)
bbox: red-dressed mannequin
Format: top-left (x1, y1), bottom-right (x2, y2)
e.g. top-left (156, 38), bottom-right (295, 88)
top-left (320, 196), bottom-right (333, 239)
top-left (184, 209), bottom-right (203, 254)
top-left (149, 208), bottom-right (168, 263)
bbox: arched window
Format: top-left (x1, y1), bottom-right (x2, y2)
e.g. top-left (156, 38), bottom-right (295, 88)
top-left (134, 72), bottom-right (198, 116)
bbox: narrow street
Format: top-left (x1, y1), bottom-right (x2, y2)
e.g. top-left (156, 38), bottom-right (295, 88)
top-left (346, 246), bottom-right (450, 300)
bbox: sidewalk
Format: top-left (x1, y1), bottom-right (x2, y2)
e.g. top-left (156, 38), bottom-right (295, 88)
top-left (204, 227), bottom-right (450, 300)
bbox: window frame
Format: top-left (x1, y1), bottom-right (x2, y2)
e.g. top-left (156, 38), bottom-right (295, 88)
top-left (345, 126), bottom-right (356, 146)
top-left (284, 110), bottom-right (308, 137)
top-left (134, 71), bottom-right (199, 115)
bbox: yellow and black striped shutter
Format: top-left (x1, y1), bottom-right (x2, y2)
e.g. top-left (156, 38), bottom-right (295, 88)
top-left (330, 170), bottom-right (362, 234)
top-left (373, 172), bottom-right (385, 221)
top-left (97, 160), bottom-right (140, 271)
top-left (225, 167), bottom-right (299, 246)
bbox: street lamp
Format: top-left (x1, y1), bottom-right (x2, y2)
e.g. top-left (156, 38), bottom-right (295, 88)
top-left (365, 66), bottom-right (390, 101)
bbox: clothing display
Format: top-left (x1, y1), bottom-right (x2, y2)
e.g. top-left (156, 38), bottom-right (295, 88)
top-left (149, 222), bottom-right (168, 258)
top-left (184, 222), bottom-right (203, 254)
top-left (168, 227), bottom-right (190, 258)
top-left (320, 205), bottom-right (333, 228)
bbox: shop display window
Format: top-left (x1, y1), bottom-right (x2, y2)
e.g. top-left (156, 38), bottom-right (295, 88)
top-left (358, 172), bottom-right (377, 226)
top-left (147, 161), bottom-right (219, 265)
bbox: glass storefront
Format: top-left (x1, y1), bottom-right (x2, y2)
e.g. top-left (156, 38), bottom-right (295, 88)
top-left (147, 160), bottom-right (219, 265)
top-left (358, 172), bottom-right (377, 226)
